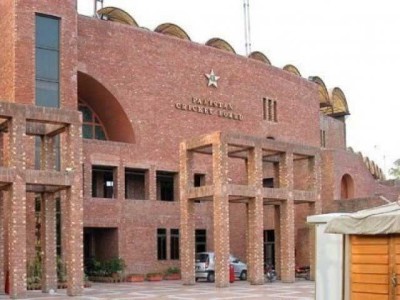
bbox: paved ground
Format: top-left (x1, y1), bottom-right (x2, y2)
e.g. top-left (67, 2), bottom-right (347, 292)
top-left (1, 280), bottom-right (314, 300)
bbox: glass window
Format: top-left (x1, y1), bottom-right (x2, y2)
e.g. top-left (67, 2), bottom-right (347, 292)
top-left (170, 229), bottom-right (179, 260)
top-left (36, 80), bottom-right (59, 108)
top-left (157, 228), bottom-right (167, 260)
top-left (35, 14), bottom-right (60, 108)
top-left (36, 15), bottom-right (60, 50)
top-left (36, 49), bottom-right (59, 81)
top-left (78, 100), bottom-right (108, 141)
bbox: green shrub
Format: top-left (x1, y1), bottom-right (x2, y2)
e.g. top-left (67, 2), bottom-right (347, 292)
top-left (165, 267), bottom-right (180, 275)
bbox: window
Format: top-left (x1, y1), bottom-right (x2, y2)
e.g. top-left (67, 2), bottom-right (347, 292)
top-left (156, 171), bottom-right (176, 201)
top-left (157, 228), bottom-right (167, 260)
top-left (92, 166), bottom-right (116, 198)
top-left (35, 14), bottom-right (60, 108)
top-left (170, 229), bottom-right (179, 260)
top-left (125, 168), bottom-right (146, 200)
top-left (78, 99), bottom-right (108, 140)
top-left (263, 178), bottom-right (274, 188)
top-left (194, 173), bottom-right (205, 187)
top-left (262, 98), bottom-right (277, 122)
top-left (195, 229), bottom-right (207, 253)
top-left (320, 130), bottom-right (326, 147)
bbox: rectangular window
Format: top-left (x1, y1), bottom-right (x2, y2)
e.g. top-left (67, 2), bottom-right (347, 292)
top-left (170, 229), bottom-right (180, 260)
top-left (320, 130), bottom-right (326, 147)
top-left (262, 98), bottom-right (267, 120)
top-left (263, 98), bottom-right (278, 122)
top-left (156, 171), bottom-right (176, 201)
top-left (263, 178), bottom-right (274, 188)
top-left (92, 166), bottom-right (116, 198)
top-left (195, 229), bottom-right (207, 253)
top-left (35, 14), bottom-right (60, 108)
top-left (157, 228), bottom-right (167, 260)
top-left (125, 168), bottom-right (146, 200)
top-left (194, 173), bottom-right (205, 187)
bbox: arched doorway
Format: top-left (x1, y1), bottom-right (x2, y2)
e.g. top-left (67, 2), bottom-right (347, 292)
top-left (340, 174), bottom-right (354, 199)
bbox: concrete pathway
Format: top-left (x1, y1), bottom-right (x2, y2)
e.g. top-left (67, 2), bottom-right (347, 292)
top-left (1, 280), bottom-right (314, 300)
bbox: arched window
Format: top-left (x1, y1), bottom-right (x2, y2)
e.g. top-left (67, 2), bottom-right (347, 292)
top-left (340, 174), bottom-right (354, 199)
top-left (78, 99), bottom-right (108, 140)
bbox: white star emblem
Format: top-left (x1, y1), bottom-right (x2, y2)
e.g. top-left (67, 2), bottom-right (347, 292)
top-left (205, 69), bottom-right (220, 88)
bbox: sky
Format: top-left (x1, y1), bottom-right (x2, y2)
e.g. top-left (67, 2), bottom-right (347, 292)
top-left (78, 0), bottom-right (400, 176)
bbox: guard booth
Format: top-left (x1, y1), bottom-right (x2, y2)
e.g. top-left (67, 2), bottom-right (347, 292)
top-left (309, 202), bottom-right (400, 300)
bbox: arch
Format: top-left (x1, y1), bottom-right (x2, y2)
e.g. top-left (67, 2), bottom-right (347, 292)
top-left (283, 64), bottom-right (302, 77)
top-left (321, 87), bottom-right (350, 117)
top-left (308, 76), bottom-right (331, 107)
top-left (97, 7), bottom-right (138, 26)
top-left (340, 174), bottom-right (354, 199)
top-left (154, 23), bottom-right (191, 41)
top-left (205, 38), bottom-right (236, 54)
top-left (78, 71), bottom-right (135, 143)
top-left (248, 51), bottom-right (271, 65)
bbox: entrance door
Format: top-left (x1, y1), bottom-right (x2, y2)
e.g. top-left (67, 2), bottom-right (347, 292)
top-left (350, 235), bottom-right (400, 300)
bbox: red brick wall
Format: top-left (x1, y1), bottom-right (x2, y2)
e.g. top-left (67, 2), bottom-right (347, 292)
top-left (321, 115), bottom-right (346, 149)
top-left (7, 0), bottom-right (77, 108)
top-left (0, 0), bottom-right (15, 101)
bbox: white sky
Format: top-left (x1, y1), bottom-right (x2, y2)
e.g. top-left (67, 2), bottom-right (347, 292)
top-left (78, 0), bottom-right (400, 176)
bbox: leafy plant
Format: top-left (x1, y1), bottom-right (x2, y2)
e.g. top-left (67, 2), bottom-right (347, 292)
top-left (165, 267), bottom-right (180, 275)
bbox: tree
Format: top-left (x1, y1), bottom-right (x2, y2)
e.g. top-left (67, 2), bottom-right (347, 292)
top-left (389, 159), bottom-right (400, 179)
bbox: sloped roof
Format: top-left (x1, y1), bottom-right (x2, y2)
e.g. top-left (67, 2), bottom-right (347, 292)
top-left (325, 202), bottom-right (400, 235)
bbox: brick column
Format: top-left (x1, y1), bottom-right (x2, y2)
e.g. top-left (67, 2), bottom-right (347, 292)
top-left (213, 140), bottom-right (229, 287)
top-left (0, 192), bottom-right (4, 294)
top-left (147, 166), bottom-right (157, 200)
top-left (246, 147), bottom-right (264, 285)
top-left (7, 113), bottom-right (27, 298)
top-left (308, 154), bottom-right (321, 281)
top-left (41, 193), bottom-right (57, 292)
top-left (279, 151), bottom-right (295, 283)
top-left (274, 205), bottom-right (281, 279)
top-left (64, 123), bottom-right (83, 296)
top-left (179, 143), bottom-right (195, 285)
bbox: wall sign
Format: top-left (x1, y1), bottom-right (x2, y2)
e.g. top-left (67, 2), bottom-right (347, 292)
top-left (175, 97), bottom-right (243, 121)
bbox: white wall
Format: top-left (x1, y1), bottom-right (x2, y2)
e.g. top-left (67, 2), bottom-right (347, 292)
top-left (308, 214), bottom-right (346, 300)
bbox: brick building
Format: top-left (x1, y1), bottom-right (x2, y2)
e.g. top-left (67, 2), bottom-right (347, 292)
top-left (1, 1), bottom-right (399, 297)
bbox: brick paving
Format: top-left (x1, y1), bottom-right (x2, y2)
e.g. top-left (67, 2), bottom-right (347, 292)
top-left (0, 280), bottom-right (314, 300)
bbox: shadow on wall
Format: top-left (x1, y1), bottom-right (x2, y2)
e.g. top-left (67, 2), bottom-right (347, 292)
top-left (78, 71), bottom-right (135, 143)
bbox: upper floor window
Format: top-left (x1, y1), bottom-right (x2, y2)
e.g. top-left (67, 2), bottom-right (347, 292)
top-left (35, 14), bottom-right (60, 108)
top-left (78, 99), bottom-right (108, 140)
top-left (320, 130), bottom-right (326, 148)
top-left (263, 98), bottom-right (277, 122)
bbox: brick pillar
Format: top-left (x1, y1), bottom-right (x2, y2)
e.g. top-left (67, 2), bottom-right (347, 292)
top-left (0, 192), bottom-right (4, 294)
top-left (64, 123), bottom-right (83, 296)
top-left (308, 154), bottom-right (321, 281)
top-left (274, 205), bottom-right (281, 279)
top-left (7, 113), bottom-right (27, 298)
top-left (179, 143), bottom-right (195, 285)
top-left (279, 151), bottom-right (295, 283)
top-left (41, 193), bottom-right (57, 292)
top-left (213, 140), bottom-right (229, 288)
top-left (246, 147), bottom-right (264, 285)
top-left (147, 166), bottom-right (157, 200)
